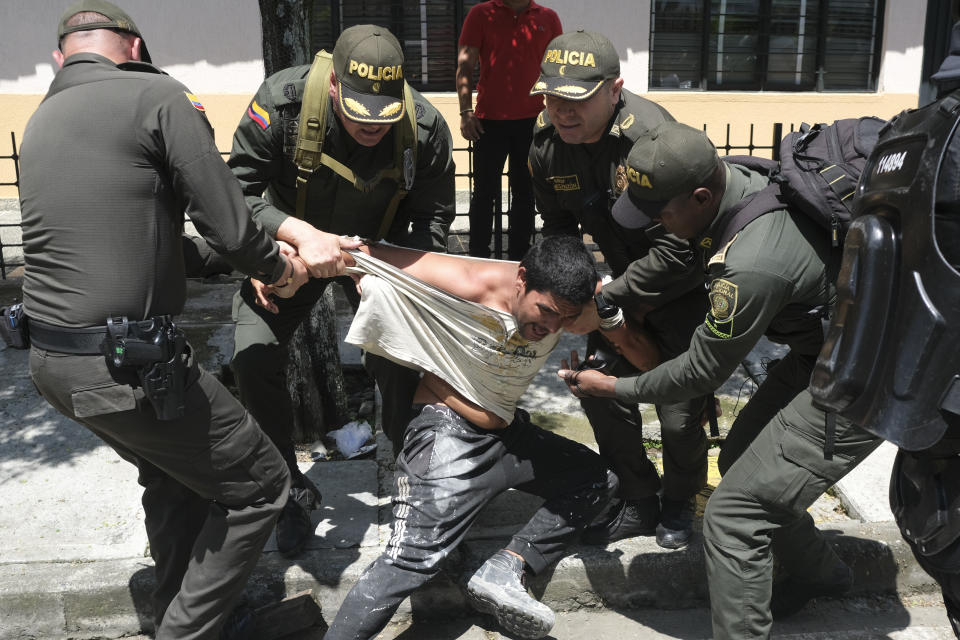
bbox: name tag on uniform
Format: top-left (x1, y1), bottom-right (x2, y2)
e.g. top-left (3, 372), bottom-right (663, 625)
top-left (549, 174), bottom-right (581, 192)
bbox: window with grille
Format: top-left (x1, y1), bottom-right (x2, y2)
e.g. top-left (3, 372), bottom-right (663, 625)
top-left (649, 0), bottom-right (884, 92)
top-left (310, 0), bottom-right (483, 91)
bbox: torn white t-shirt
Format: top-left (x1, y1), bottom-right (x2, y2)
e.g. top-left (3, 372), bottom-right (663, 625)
top-left (345, 250), bottom-right (562, 423)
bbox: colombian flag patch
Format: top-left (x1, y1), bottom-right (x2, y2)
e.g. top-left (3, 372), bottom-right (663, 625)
top-left (184, 92), bottom-right (205, 112)
top-left (247, 100), bottom-right (270, 130)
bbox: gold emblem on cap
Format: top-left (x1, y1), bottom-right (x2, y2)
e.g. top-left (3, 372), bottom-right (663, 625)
top-left (344, 97), bottom-right (371, 116)
top-left (379, 102), bottom-right (402, 117)
top-left (372, 82), bottom-right (381, 93)
top-left (556, 85), bottom-right (587, 94)
top-left (559, 65), bottom-right (566, 76)
top-left (615, 165), bottom-right (627, 196)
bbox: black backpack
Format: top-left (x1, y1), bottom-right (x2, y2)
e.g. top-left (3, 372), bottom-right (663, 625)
top-left (716, 116), bottom-right (887, 250)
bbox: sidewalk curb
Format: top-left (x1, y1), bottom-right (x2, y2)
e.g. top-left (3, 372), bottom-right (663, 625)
top-left (0, 521), bottom-right (938, 640)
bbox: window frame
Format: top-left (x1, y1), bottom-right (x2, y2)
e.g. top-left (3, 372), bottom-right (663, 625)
top-left (310, 0), bottom-right (482, 92)
top-left (648, 0), bottom-right (886, 93)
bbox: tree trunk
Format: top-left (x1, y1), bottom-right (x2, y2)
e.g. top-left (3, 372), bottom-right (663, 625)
top-left (257, 0), bottom-right (349, 441)
top-left (258, 0), bottom-right (311, 75)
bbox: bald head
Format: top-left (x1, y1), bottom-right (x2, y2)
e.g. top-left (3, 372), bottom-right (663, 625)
top-left (53, 11), bottom-right (141, 67)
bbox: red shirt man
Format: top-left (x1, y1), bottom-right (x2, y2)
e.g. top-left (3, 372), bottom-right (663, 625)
top-left (457, 0), bottom-right (562, 259)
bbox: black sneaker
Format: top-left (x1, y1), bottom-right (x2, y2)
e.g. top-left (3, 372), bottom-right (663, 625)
top-left (276, 481), bottom-right (322, 558)
top-left (466, 550), bottom-right (554, 639)
top-left (581, 495), bottom-right (660, 545)
top-left (656, 497), bottom-right (694, 550)
top-left (770, 564), bottom-right (854, 619)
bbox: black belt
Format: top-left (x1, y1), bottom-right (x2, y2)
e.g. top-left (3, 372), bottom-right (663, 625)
top-left (28, 318), bottom-right (156, 355)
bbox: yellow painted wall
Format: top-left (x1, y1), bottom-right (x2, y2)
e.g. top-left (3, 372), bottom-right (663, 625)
top-left (0, 91), bottom-right (919, 199)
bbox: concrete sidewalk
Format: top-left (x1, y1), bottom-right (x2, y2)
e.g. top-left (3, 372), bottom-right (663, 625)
top-left (0, 277), bottom-right (939, 640)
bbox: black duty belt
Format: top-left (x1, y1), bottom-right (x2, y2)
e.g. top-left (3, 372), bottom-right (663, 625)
top-left (28, 318), bottom-right (156, 355)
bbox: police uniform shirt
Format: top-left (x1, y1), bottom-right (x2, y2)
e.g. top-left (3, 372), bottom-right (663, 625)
top-left (19, 53), bottom-right (286, 327)
top-left (614, 163), bottom-right (836, 405)
top-left (529, 89), bottom-right (702, 309)
top-left (229, 65), bottom-right (455, 252)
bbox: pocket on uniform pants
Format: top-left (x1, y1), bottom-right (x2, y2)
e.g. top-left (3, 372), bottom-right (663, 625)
top-left (203, 421), bottom-right (288, 507)
top-left (71, 381), bottom-right (138, 418)
top-left (774, 426), bottom-right (847, 514)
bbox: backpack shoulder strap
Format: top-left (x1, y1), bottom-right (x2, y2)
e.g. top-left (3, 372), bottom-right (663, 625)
top-left (293, 51), bottom-right (334, 220)
top-left (712, 183), bottom-right (783, 251)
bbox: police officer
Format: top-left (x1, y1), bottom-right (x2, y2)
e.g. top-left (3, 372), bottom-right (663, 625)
top-left (561, 122), bottom-right (882, 639)
top-left (810, 23), bottom-right (960, 637)
top-left (17, 2), bottom-right (317, 637)
top-left (228, 24), bottom-right (455, 557)
top-left (528, 30), bottom-right (709, 548)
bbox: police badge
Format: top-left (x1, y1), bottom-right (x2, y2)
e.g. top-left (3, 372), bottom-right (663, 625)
top-left (615, 164), bottom-right (628, 196)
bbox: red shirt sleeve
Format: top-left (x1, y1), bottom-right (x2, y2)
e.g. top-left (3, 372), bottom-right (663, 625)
top-left (458, 4), bottom-right (484, 48)
top-left (548, 10), bottom-right (563, 40)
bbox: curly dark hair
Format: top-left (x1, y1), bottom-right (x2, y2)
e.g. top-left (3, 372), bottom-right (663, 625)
top-left (519, 235), bottom-right (598, 305)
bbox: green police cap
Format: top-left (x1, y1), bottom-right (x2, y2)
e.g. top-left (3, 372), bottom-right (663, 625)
top-left (57, 0), bottom-right (151, 63)
top-left (529, 30), bottom-right (619, 101)
top-left (333, 25), bottom-right (406, 124)
top-left (612, 122), bottom-right (720, 229)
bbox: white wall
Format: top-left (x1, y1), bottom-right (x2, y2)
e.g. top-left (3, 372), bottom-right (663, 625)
top-left (0, 0), bottom-right (265, 93)
top-left (547, 0), bottom-right (652, 92)
top-left (879, 0), bottom-right (927, 94)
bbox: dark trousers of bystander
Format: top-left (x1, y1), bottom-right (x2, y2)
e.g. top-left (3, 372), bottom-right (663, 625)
top-left (468, 118), bottom-right (537, 260)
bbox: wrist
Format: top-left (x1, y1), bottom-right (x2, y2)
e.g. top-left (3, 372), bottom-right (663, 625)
top-left (460, 108), bottom-right (474, 116)
top-left (274, 256), bottom-right (294, 287)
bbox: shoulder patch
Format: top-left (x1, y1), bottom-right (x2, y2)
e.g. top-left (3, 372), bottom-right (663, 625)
top-left (706, 278), bottom-right (739, 339)
top-left (247, 99), bottom-right (270, 130)
top-left (282, 82), bottom-right (298, 102)
top-left (184, 92), bottom-right (205, 112)
top-left (415, 101), bottom-right (425, 120)
top-left (707, 233), bottom-right (737, 267)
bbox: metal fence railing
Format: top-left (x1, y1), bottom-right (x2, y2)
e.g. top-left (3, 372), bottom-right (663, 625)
top-left (2, 122), bottom-right (790, 279)
top-left (0, 132), bottom-right (21, 279)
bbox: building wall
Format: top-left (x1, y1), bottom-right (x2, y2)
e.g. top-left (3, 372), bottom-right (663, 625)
top-left (0, 0), bottom-right (927, 198)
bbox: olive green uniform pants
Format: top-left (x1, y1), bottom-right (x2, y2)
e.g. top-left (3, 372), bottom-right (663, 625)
top-left (717, 350), bottom-right (819, 475)
top-left (582, 287), bottom-right (710, 502)
top-left (29, 346), bottom-right (289, 640)
top-left (703, 389), bottom-right (880, 639)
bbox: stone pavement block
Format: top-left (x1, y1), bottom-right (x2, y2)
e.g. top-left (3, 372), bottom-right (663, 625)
top-left (468, 489), bottom-right (544, 541)
top-left (0, 353), bottom-right (146, 564)
top-left (0, 591), bottom-right (66, 640)
top-left (835, 440), bottom-right (897, 523)
top-left (261, 459), bottom-right (380, 554)
top-left (520, 331), bottom-right (587, 417)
